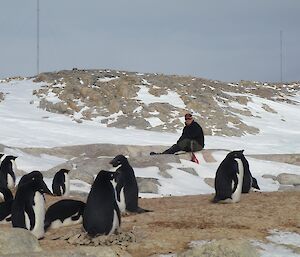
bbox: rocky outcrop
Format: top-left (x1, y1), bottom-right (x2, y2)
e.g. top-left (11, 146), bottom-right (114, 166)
top-left (178, 239), bottom-right (259, 257)
top-left (0, 228), bottom-right (42, 255)
top-left (0, 92), bottom-right (4, 102)
top-left (262, 172), bottom-right (300, 192)
top-left (277, 173), bottom-right (300, 185)
top-left (32, 69), bottom-right (300, 137)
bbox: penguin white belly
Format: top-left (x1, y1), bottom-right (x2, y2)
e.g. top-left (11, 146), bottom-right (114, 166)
top-left (24, 212), bottom-right (30, 230)
top-left (31, 192), bottom-right (46, 239)
top-left (117, 187), bottom-right (126, 213)
top-left (49, 212), bottom-right (83, 230)
top-left (231, 158), bottom-right (244, 203)
top-left (0, 193), bottom-right (4, 203)
top-left (63, 173), bottom-right (70, 196)
top-left (7, 174), bottom-right (15, 189)
top-left (108, 209), bottom-right (120, 235)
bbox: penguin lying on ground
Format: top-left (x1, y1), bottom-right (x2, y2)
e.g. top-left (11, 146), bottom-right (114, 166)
top-left (83, 170), bottom-right (120, 236)
top-left (110, 155), bottom-right (152, 214)
top-left (11, 174), bottom-right (52, 239)
top-left (213, 150), bottom-right (245, 203)
top-left (240, 153), bottom-right (260, 193)
top-left (52, 169), bottom-right (70, 196)
top-left (0, 155), bottom-right (17, 189)
top-left (44, 199), bottom-right (85, 231)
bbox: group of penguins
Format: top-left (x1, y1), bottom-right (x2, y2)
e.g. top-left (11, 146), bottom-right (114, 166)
top-left (0, 154), bottom-right (150, 239)
top-left (0, 150), bottom-right (260, 240)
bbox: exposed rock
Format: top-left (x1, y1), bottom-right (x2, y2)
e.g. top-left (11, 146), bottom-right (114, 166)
top-left (32, 69), bottom-right (300, 137)
top-left (0, 143), bottom-right (5, 152)
top-left (0, 92), bottom-right (4, 101)
top-left (262, 174), bottom-right (277, 180)
top-left (179, 167), bottom-right (198, 176)
top-left (277, 173), bottom-right (300, 185)
top-left (70, 170), bottom-right (95, 185)
top-left (178, 239), bottom-right (259, 257)
top-left (42, 150), bottom-right (180, 183)
top-left (131, 154), bottom-right (181, 168)
top-left (136, 177), bottom-right (160, 194)
top-left (3, 247), bottom-right (132, 257)
top-left (204, 178), bottom-right (215, 188)
top-left (278, 185), bottom-right (300, 192)
top-left (250, 154), bottom-right (300, 166)
top-left (0, 228), bottom-right (42, 255)
top-left (48, 227), bottom-right (136, 247)
top-left (158, 169), bottom-right (172, 178)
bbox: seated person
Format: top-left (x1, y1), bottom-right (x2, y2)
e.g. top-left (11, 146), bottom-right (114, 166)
top-left (151, 113), bottom-right (204, 155)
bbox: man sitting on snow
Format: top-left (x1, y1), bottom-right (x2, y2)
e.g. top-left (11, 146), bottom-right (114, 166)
top-left (150, 113), bottom-right (204, 155)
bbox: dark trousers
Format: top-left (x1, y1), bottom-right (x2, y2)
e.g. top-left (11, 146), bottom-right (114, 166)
top-left (162, 139), bottom-right (203, 154)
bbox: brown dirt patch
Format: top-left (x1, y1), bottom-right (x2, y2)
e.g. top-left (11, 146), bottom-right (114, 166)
top-left (1, 191), bottom-right (299, 256)
top-left (28, 191), bottom-right (297, 256)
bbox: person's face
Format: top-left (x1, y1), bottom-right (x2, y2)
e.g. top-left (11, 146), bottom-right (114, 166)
top-left (185, 117), bottom-right (193, 125)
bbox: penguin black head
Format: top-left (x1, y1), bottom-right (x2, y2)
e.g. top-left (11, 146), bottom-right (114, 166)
top-left (109, 155), bottom-right (128, 168)
top-left (18, 171), bottom-right (52, 195)
top-left (4, 155), bottom-right (17, 161)
top-left (227, 150), bottom-right (244, 159)
top-left (95, 170), bottom-right (116, 182)
top-left (31, 176), bottom-right (53, 196)
top-left (59, 169), bottom-right (70, 174)
top-left (252, 177), bottom-right (260, 190)
top-left (18, 170), bottom-right (43, 188)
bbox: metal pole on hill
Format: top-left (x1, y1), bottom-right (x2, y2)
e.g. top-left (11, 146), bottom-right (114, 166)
top-left (280, 30), bottom-right (283, 83)
top-left (37, 0), bottom-right (40, 75)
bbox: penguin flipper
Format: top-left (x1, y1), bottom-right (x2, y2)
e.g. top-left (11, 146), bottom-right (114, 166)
top-left (232, 161), bottom-right (239, 193)
top-left (25, 203), bottom-right (35, 230)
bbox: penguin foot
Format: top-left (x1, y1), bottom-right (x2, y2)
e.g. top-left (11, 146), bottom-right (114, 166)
top-left (150, 152), bottom-right (161, 155)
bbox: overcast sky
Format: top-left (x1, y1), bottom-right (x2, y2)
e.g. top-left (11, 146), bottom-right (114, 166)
top-left (1, 1), bottom-right (299, 82)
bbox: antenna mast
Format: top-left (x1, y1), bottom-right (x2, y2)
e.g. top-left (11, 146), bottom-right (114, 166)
top-left (37, 0), bottom-right (40, 75)
top-left (280, 30), bottom-right (283, 82)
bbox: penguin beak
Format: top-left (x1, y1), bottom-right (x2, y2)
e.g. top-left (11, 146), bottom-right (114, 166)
top-left (109, 159), bottom-right (116, 167)
top-left (41, 180), bottom-right (53, 195)
top-left (110, 160), bottom-right (122, 168)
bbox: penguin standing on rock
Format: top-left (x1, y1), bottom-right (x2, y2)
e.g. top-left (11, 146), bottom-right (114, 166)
top-left (52, 169), bottom-right (70, 196)
top-left (0, 155), bottom-right (17, 189)
top-left (83, 170), bottom-right (120, 236)
top-left (11, 175), bottom-right (52, 239)
top-left (44, 199), bottom-right (85, 231)
top-left (213, 150), bottom-right (245, 203)
top-left (110, 155), bottom-right (151, 213)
